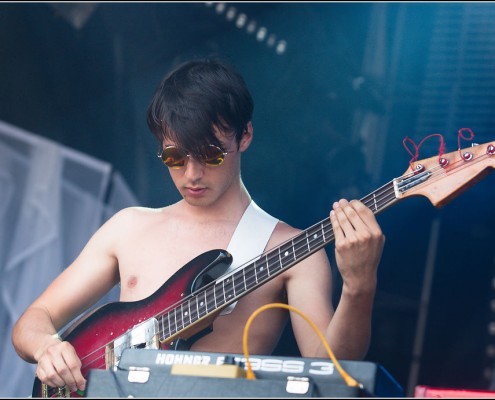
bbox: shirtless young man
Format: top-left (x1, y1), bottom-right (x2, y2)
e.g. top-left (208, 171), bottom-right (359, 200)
top-left (12, 58), bottom-right (385, 394)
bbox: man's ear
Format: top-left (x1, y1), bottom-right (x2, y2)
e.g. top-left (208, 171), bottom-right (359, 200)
top-left (239, 121), bottom-right (253, 152)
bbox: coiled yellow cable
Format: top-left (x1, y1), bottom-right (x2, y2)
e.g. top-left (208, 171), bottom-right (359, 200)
top-left (242, 302), bottom-right (363, 388)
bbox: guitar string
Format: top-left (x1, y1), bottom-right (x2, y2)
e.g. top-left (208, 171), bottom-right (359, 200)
top-left (75, 151), bottom-right (490, 374)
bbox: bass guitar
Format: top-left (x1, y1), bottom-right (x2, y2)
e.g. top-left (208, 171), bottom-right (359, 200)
top-left (33, 140), bottom-right (495, 397)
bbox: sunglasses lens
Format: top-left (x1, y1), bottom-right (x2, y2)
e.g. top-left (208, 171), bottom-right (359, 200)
top-left (204, 145), bottom-right (225, 166)
top-left (159, 145), bottom-right (227, 168)
top-left (161, 147), bottom-right (187, 168)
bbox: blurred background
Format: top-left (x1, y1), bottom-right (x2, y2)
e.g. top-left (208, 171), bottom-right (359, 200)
top-left (1, 2), bottom-right (495, 397)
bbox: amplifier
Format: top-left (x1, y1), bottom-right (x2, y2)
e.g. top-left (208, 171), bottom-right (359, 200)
top-left (86, 349), bottom-right (403, 398)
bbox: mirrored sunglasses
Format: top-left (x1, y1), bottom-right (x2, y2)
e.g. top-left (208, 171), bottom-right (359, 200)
top-left (157, 144), bottom-right (233, 168)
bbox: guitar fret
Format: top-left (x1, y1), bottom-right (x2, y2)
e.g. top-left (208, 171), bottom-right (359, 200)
top-left (234, 271), bottom-right (244, 298)
top-left (294, 233), bottom-right (306, 260)
top-left (161, 315), bottom-right (166, 340)
top-left (199, 291), bottom-right (207, 317)
top-left (180, 303), bottom-right (185, 330)
top-left (221, 280), bottom-right (226, 304)
top-left (205, 286), bottom-right (215, 314)
top-left (308, 225), bottom-right (324, 251)
top-left (221, 282), bottom-right (227, 305)
top-left (213, 285), bottom-right (218, 308)
top-left (175, 304), bottom-right (182, 332)
top-left (323, 222), bottom-right (332, 242)
top-left (223, 276), bottom-right (234, 303)
top-left (179, 304), bottom-right (185, 330)
top-left (267, 250), bottom-right (279, 274)
top-left (294, 239), bottom-right (304, 260)
top-left (195, 295), bottom-right (200, 319)
top-left (167, 311), bottom-right (172, 336)
top-left (190, 296), bottom-right (198, 323)
top-left (244, 267), bottom-right (256, 291)
top-left (229, 276), bottom-right (235, 298)
top-left (278, 242), bottom-right (295, 270)
top-left (214, 284), bottom-right (224, 308)
top-left (255, 258), bottom-right (269, 282)
top-left (178, 303), bottom-right (184, 330)
top-left (186, 300), bottom-right (191, 325)
top-left (189, 300), bottom-right (193, 323)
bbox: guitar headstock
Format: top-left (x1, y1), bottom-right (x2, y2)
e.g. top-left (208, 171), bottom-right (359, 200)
top-left (395, 141), bottom-right (495, 207)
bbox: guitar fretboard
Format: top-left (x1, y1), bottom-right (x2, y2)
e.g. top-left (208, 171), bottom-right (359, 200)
top-left (157, 180), bottom-right (405, 342)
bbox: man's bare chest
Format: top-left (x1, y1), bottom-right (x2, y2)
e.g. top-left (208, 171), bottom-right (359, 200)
top-left (117, 220), bottom-right (237, 301)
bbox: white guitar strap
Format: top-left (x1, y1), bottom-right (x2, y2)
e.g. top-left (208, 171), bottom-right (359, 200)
top-left (220, 200), bottom-right (279, 315)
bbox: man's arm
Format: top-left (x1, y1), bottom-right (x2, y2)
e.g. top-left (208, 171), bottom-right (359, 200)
top-left (11, 210), bottom-right (125, 392)
top-left (12, 305), bottom-right (87, 392)
top-left (284, 199), bottom-right (384, 360)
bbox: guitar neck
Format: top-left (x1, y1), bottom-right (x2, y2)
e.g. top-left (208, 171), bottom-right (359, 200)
top-left (158, 139), bottom-right (495, 342)
top-left (220, 180), bottom-right (400, 296)
top-left (158, 180), bottom-right (400, 342)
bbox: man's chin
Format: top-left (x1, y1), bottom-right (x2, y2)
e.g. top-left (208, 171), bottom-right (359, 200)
top-left (183, 195), bottom-right (213, 208)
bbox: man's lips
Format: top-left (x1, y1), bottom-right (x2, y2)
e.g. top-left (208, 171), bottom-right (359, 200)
top-left (184, 186), bottom-right (207, 196)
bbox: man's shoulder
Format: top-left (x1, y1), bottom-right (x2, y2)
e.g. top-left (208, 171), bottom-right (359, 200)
top-left (269, 220), bottom-right (302, 246)
top-left (103, 205), bottom-right (172, 229)
top-left (118, 205), bottom-right (164, 215)
top-left (110, 205), bottom-right (162, 220)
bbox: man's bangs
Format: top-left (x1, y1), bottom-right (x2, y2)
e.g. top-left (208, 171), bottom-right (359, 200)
top-left (164, 117), bottom-right (222, 158)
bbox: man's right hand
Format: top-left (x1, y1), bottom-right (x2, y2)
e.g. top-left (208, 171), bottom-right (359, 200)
top-left (35, 337), bottom-right (86, 393)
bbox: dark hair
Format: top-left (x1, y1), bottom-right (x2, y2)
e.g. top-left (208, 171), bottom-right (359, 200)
top-left (146, 58), bottom-right (253, 156)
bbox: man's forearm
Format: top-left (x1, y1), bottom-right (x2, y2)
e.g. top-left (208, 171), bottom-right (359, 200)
top-left (12, 307), bottom-right (60, 363)
top-left (318, 288), bottom-right (376, 360)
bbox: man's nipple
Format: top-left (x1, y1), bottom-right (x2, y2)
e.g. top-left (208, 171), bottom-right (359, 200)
top-left (126, 276), bottom-right (138, 288)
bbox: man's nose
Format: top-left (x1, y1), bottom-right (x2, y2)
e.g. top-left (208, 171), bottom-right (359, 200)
top-left (183, 157), bottom-right (204, 180)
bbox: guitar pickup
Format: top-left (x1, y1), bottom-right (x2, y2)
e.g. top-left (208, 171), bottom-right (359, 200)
top-left (109, 318), bottom-right (160, 369)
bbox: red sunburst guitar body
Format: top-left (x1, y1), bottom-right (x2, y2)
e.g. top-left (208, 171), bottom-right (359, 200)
top-left (32, 249), bottom-right (232, 398)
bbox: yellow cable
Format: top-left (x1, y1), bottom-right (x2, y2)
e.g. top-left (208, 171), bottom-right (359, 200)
top-left (242, 302), bottom-right (363, 388)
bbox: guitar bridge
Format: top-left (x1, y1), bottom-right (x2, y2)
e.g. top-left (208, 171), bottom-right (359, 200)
top-left (107, 318), bottom-right (160, 369)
